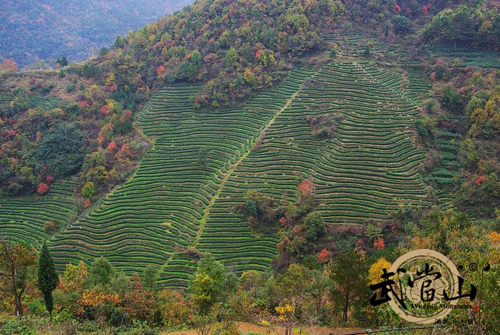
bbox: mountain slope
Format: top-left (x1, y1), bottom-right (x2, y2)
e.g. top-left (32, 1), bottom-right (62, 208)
top-left (41, 58), bottom-right (430, 287)
top-left (48, 69), bottom-right (311, 284)
top-left (3, 0), bottom-right (497, 289)
top-left (0, 0), bottom-right (193, 67)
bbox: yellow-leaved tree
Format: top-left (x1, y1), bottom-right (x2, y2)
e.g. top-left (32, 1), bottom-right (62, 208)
top-left (368, 257), bottom-right (392, 285)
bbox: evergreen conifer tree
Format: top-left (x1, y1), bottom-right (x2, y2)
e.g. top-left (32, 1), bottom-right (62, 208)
top-left (37, 242), bottom-right (59, 315)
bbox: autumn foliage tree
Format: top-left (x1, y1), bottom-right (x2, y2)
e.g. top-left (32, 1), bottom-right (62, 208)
top-left (78, 289), bottom-right (122, 319)
top-left (368, 257), bottom-right (392, 285)
top-left (317, 248), bottom-right (333, 264)
top-left (37, 183), bottom-right (49, 195)
top-left (106, 141), bottom-right (117, 151)
top-left (298, 178), bottom-right (315, 197)
top-left (0, 239), bottom-right (37, 317)
top-left (373, 237), bottom-right (385, 250)
top-left (157, 289), bottom-right (189, 326)
top-left (121, 273), bottom-right (156, 321)
top-left (60, 261), bottom-right (88, 292)
top-left (1, 58), bottom-right (18, 73)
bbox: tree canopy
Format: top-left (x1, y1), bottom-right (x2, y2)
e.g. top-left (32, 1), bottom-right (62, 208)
top-left (34, 124), bottom-right (85, 178)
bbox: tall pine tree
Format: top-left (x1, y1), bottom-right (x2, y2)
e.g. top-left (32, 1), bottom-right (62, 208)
top-left (37, 242), bottom-right (59, 315)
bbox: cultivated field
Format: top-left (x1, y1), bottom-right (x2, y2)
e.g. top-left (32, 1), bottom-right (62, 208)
top-left (0, 59), bottom-right (432, 287)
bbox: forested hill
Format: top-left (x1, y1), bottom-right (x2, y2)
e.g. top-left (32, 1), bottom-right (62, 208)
top-left (0, 0), bottom-right (194, 68)
top-left (95, 0), bottom-right (493, 108)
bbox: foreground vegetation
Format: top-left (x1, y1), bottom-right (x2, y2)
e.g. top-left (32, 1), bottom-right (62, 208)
top-left (1, 208), bottom-right (498, 334)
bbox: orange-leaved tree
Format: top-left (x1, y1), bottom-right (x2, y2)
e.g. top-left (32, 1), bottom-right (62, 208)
top-left (1, 59), bottom-right (18, 73)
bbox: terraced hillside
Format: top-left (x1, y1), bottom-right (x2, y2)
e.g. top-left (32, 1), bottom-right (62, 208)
top-left (49, 60), bottom-right (428, 285)
top-left (431, 46), bottom-right (500, 69)
top-left (0, 178), bottom-right (77, 247)
top-left (425, 117), bottom-right (464, 210)
top-left (49, 68), bottom-right (314, 285)
top-left (0, 59), bottom-right (431, 288)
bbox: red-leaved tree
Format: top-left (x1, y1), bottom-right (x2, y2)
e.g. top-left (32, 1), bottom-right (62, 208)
top-left (373, 238), bottom-right (385, 250)
top-left (298, 179), bottom-right (315, 196)
top-left (37, 183), bottom-right (49, 195)
top-left (318, 248), bottom-right (333, 264)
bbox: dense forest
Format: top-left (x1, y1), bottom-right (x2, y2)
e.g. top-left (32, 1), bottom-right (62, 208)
top-left (0, 0), bottom-right (499, 334)
top-left (0, 0), bottom-right (194, 68)
top-left (422, 3), bottom-right (500, 49)
top-left (96, 0), bottom-right (457, 107)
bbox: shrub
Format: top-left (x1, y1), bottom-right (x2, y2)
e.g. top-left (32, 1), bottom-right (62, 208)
top-left (305, 113), bottom-right (345, 138)
top-left (304, 212), bottom-right (324, 241)
top-left (43, 221), bottom-right (62, 235)
top-left (362, 46), bottom-right (371, 57)
top-left (393, 15), bottom-right (410, 34)
top-left (0, 320), bottom-right (33, 335)
top-left (109, 308), bottom-right (130, 327)
top-left (442, 86), bottom-right (462, 111)
top-left (414, 116), bottom-right (437, 143)
top-left (66, 83), bottom-right (76, 93)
